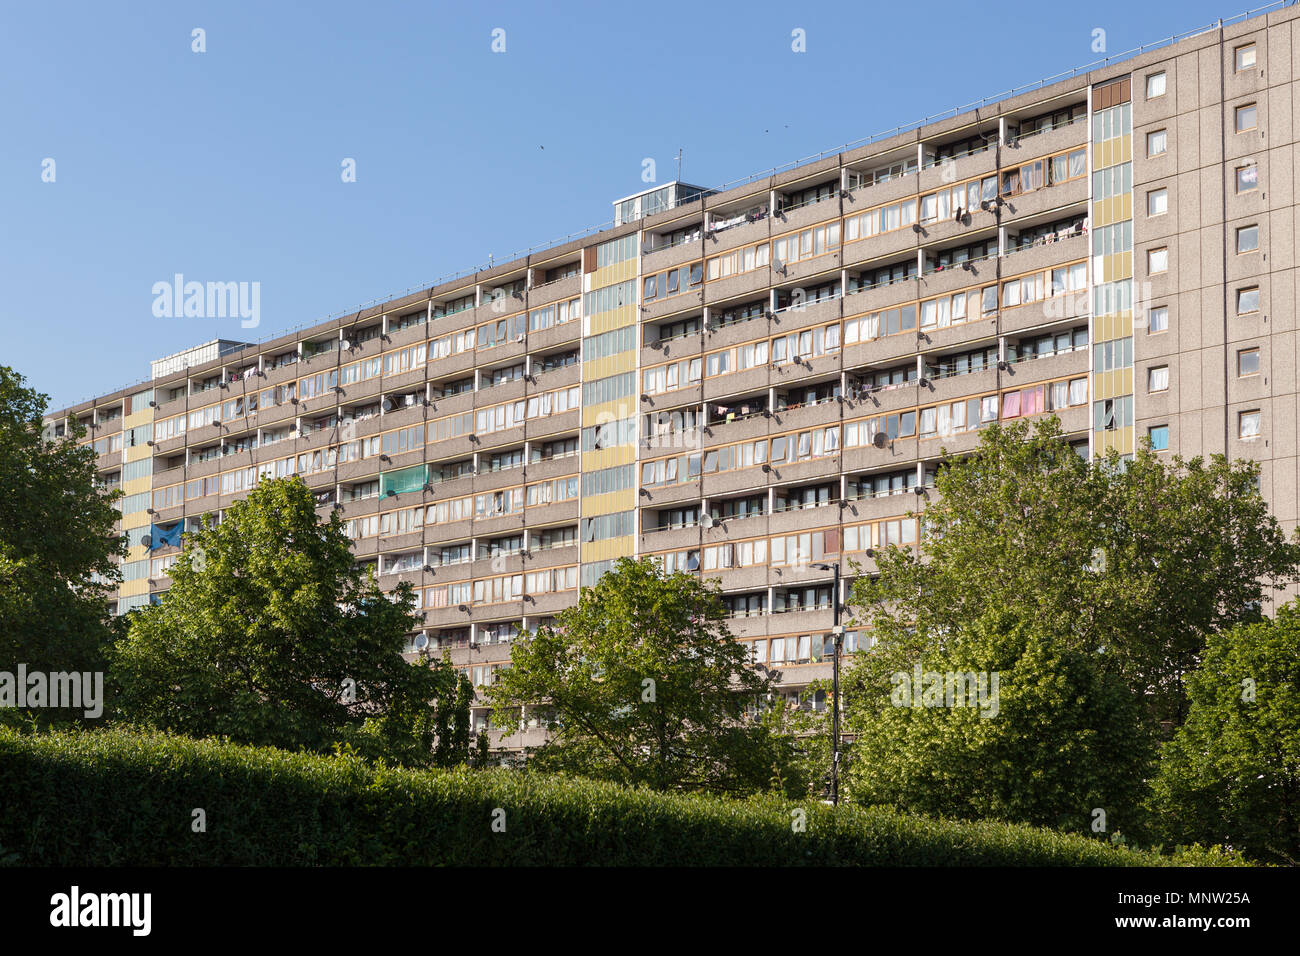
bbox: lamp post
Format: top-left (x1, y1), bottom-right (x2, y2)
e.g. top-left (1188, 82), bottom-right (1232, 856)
top-left (811, 561), bottom-right (843, 806)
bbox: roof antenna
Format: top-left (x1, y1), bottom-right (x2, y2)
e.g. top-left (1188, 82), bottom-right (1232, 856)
top-left (675, 148), bottom-right (683, 182)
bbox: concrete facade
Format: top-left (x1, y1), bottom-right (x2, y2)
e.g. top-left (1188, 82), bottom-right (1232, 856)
top-left (45, 7), bottom-right (1300, 748)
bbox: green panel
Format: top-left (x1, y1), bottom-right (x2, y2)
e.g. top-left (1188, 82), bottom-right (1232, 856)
top-left (380, 464), bottom-right (428, 496)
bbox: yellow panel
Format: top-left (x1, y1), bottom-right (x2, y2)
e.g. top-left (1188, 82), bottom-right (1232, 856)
top-left (1119, 138), bottom-right (1132, 164)
top-left (118, 579), bottom-right (150, 598)
top-left (1094, 369), bottom-right (1134, 401)
top-left (592, 259), bottom-right (637, 288)
top-left (123, 481), bottom-right (150, 500)
top-left (1095, 426), bottom-right (1135, 457)
top-left (584, 306), bottom-right (638, 336)
top-left (581, 445), bottom-right (636, 472)
top-left (1117, 193), bottom-right (1132, 222)
top-left (583, 489), bottom-right (637, 516)
top-left (584, 352), bottom-right (638, 381)
top-left (581, 535), bottom-right (635, 564)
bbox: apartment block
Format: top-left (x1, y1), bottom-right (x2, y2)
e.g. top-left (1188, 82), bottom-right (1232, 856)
top-left (44, 7), bottom-right (1300, 748)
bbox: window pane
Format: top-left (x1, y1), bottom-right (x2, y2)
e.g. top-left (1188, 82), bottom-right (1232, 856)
top-left (1237, 225), bottom-right (1259, 253)
top-left (1240, 411), bottom-right (1261, 438)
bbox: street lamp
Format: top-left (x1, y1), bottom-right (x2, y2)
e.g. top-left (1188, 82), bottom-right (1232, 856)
top-left (811, 561), bottom-right (843, 806)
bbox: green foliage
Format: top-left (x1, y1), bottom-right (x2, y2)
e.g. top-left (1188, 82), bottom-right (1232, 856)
top-left (843, 612), bottom-right (1156, 835)
top-left (489, 556), bottom-right (798, 795)
top-left (1149, 602), bottom-right (1300, 864)
top-left (110, 477), bottom-right (470, 767)
top-left (851, 416), bottom-right (1300, 728)
top-left (0, 366), bottom-right (124, 725)
top-left (0, 727), bottom-right (1242, 866)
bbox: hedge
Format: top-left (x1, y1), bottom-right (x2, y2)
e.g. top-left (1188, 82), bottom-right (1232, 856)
top-left (0, 728), bottom-right (1241, 866)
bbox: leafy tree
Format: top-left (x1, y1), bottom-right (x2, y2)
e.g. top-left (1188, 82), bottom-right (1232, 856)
top-left (850, 416), bottom-right (1299, 729)
top-left (842, 611), bottom-right (1155, 835)
top-left (1149, 602), bottom-right (1300, 864)
top-left (489, 556), bottom-right (799, 795)
top-left (110, 477), bottom-right (471, 767)
top-left (0, 366), bottom-right (123, 726)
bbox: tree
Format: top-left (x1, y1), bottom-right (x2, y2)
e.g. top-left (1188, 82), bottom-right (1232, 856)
top-left (0, 366), bottom-right (123, 726)
top-left (110, 477), bottom-right (471, 767)
top-left (850, 416), bottom-right (1300, 729)
top-left (489, 556), bottom-right (799, 795)
top-left (1149, 602), bottom-right (1300, 864)
top-left (842, 611), bottom-right (1155, 835)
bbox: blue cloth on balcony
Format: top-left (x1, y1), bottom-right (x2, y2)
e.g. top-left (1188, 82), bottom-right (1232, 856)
top-left (149, 522), bottom-right (183, 550)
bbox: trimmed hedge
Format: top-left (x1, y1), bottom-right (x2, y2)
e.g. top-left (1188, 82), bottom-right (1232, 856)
top-left (0, 728), bottom-right (1240, 866)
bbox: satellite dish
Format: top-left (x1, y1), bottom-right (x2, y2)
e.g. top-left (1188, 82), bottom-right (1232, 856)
top-left (381, 398), bottom-right (393, 412)
top-left (341, 339), bottom-right (351, 351)
top-left (701, 515), bottom-right (716, 529)
top-left (414, 634), bottom-right (429, 650)
top-left (872, 432), bottom-right (888, 449)
top-left (140, 534), bottom-right (152, 549)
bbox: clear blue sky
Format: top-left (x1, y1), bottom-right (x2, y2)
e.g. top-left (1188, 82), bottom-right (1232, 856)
top-left (1, 0), bottom-right (1256, 410)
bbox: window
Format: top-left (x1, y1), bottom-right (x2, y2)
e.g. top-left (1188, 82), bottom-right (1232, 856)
top-left (1236, 164), bottom-right (1258, 193)
top-left (1239, 410), bottom-right (1261, 439)
top-left (1148, 365), bottom-right (1169, 392)
top-left (1148, 306), bottom-right (1168, 333)
top-left (1235, 44), bottom-right (1256, 72)
top-left (1235, 103), bottom-right (1258, 133)
top-left (1148, 425), bottom-right (1170, 451)
top-left (1148, 247), bottom-right (1168, 274)
top-left (1147, 188), bottom-right (1168, 216)
top-left (1236, 224), bottom-right (1259, 254)
top-left (1237, 286), bottom-right (1260, 314)
top-left (1146, 72), bottom-right (1166, 98)
top-left (1238, 348), bottom-right (1260, 376)
top-left (1147, 129), bottom-right (1167, 156)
